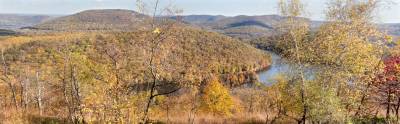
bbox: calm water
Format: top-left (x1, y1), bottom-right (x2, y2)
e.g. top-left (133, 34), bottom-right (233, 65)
top-left (257, 51), bottom-right (315, 85)
top-left (257, 51), bottom-right (290, 85)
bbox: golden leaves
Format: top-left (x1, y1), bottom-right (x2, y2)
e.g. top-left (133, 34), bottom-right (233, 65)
top-left (153, 28), bottom-right (161, 34)
top-left (200, 77), bottom-right (235, 116)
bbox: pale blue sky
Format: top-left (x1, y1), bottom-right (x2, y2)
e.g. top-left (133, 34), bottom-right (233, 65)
top-left (0, 0), bottom-right (399, 23)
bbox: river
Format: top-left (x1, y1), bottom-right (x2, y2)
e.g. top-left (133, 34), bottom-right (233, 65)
top-left (257, 51), bottom-right (314, 85)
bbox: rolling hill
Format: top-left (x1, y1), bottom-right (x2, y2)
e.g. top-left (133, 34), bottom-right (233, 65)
top-left (34, 9), bottom-right (149, 31)
top-left (0, 15), bottom-right (274, 123)
top-left (0, 14), bottom-right (52, 29)
top-left (10, 9), bottom-right (271, 75)
top-left (178, 15), bottom-right (400, 40)
top-left (176, 15), bottom-right (316, 40)
top-left (28, 10), bottom-right (286, 38)
top-left (0, 29), bottom-right (18, 36)
top-left (1, 9), bottom-right (398, 40)
top-left (24, 9), bottom-right (399, 39)
top-left (1, 26), bottom-right (271, 86)
top-left (178, 15), bottom-right (285, 40)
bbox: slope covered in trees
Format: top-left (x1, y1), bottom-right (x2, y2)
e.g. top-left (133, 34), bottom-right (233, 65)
top-left (0, 25), bottom-right (270, 123)
top-left (3, 0), bottom-right (400, 123)
top-left (34, 9), bottom-right (149, 31)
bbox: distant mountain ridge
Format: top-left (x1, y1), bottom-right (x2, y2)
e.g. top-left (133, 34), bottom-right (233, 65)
top-left (33, 9), bottom-right (150, 31)
top-left (175, 15), bottom-right (319, 40)
top-left (174, 15), bottom-right (226, 24)
top-left (0, 29), bottom-right (18, 36)
top-left (0, 14), bottom-right (52, 29)
top-left (179, 15), bottom-right (400, 39)
top-left (0, 9), bottom-right (397, 38)
top-left (380, 23), bottom-right (400, 37)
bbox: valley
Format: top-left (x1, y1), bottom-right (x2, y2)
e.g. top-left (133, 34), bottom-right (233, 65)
top-left (0, 0), bottom-right (400, 123)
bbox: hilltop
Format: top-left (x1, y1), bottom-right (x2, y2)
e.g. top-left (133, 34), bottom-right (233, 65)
top-left (33, 9), bottom-right (149, 31)
top-left (177, 15), bottom-right (284, 40)
top-left (24, 9), bottom-right (306, 38)
top-left (1, 26), bottom-right (270, 84)
top-left (2, 9), bottom-right (271, 86)
top-left (10, 9), bottom-right (397, 39)
top-left (176, 15), bottom-right (316, 40)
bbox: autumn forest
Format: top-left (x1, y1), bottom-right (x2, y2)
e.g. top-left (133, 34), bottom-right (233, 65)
top-left (0, 0), bottom-right (400, 123)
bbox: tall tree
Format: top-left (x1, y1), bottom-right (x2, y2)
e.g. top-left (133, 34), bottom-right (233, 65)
top-left (372, 56), bottom-right (400, 119)
top-left (135, 0), bottom-right (183, 123)
top-left (314, 0), bottom-right (387, 118)
top-left (200, 76), bottom-right (234, 116)
top-left (277, 0), bottom-right (310, 123)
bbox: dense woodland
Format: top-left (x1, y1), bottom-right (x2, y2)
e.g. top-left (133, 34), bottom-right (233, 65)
top-left (0, 26), bottom-right (270, 123)
top-left (0, 0), bottom-right (400, 124)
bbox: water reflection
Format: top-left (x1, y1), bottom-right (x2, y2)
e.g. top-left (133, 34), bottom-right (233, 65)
top-left (257, 51), bottom-right (314, 85)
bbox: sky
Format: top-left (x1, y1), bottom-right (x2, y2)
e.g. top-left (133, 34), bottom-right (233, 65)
top-left (0, 0), bottom-right (399, 23)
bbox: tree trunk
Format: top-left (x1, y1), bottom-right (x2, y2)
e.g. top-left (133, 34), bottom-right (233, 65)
top-left (396, 97), bottom-right (400, 121)
top-left (1, 49), bottom-right (18, 109)
top-left (71, 65), bottom-right (85, 123)
top-left (300, 89), bottom-right (307, 124)
top-left (188, 92), bottom-right (198, 124)
top-left (23, 78), bottom-right (29, 110)
top-left (143, 76), bottom-right (157, 123)
top-left (18, 77), bottom-right (26, 110)
top-left (387, 90), bottom-right (391, 120)
top-left (36, 71), bottom-right (43, 116)
top-left (7, 82), bottom-right (18, 109)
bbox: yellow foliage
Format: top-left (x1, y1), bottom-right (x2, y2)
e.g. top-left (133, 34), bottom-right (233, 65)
top-left (200, 77), bottom-right (235, 116)
top-left (153, 28), bottom-right (161, 34)
top-left (0, 32), bottom-right (98, 49)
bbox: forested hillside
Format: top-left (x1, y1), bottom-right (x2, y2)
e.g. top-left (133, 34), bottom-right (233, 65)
top-left (1, 0), bottom-right (400, 123)
top-left (0, 25), bottom-right (270, 123)
top-left (34, 9), bottom-right (149, 31)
